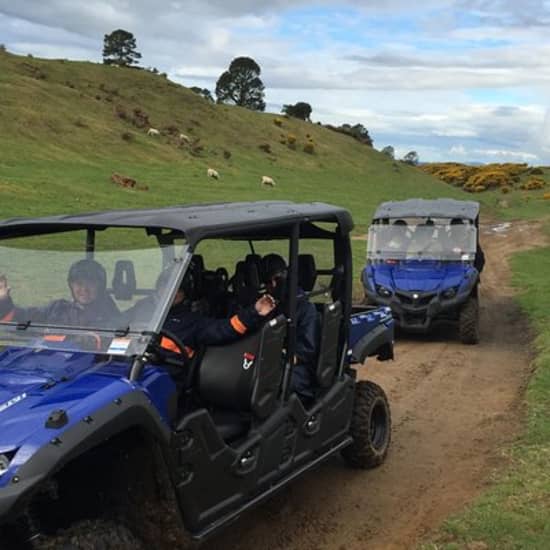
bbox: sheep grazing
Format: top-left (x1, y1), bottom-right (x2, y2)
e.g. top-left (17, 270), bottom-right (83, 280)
top-left (179, 133), bottom-right (191, 144)
top-left (261, 176), bottom-right (276, 187)
top-left (207, 168), bottom-right (220, 180)
top-left (147, 127), bottom-right (160, 136)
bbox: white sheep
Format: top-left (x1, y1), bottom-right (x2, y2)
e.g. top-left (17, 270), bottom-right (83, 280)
top-left (179, 133), bottom-right (191, 144)
top-left (147, 127), bottom-right (160, 136)
top-left (261, 175), bottom-right (276, 187)
top-left (207, 168), bottom-right (220, 180)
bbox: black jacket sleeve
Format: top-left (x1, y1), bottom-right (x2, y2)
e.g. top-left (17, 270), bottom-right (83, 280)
top-left (0, 296), bottom-right (59, 324)
top-left (475, 244), bottom-right (485, 274)
top-left (163, 305), bottom-right (264, 349)
top-left (194, 306), bottom-right (263, 346)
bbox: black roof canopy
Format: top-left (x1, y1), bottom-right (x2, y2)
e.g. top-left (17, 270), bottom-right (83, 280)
top-left (0, 201), bottom-right (354, 245)
top-left (373, 198), bottom-right (480, 221)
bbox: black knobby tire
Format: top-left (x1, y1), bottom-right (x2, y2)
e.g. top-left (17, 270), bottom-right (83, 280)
top-left (341, 380), bottom-right (391, 469)
top-left (33, 518), bottom-right (144, 550)
top-left (459, 296), bottom-right (479, 344)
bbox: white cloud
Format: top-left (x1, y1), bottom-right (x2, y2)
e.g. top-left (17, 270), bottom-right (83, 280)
top-left (473, 148), bottom-right (539, 161)
top-left (450, 144), bottom-right (467, 155)
top-left (1, 1), bottom-right (549, 163)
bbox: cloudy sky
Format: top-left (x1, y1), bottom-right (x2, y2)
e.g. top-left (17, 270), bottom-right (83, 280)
top-left (1, 0), bottom-right (550, 164)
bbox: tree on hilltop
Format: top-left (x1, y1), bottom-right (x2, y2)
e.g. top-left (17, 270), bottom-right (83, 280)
top-left (403, 151), bottom-right (419, 165)
top-left (103, 29), bottom-right (142, 67)
top-left (190, 87), bottom-right (214, 102)
top-left (215, 57), bottom-right (265, 111)
top-left (381, 146), bottom-right (395, 159)
top-left (282, 102), bottom-right (312, 121)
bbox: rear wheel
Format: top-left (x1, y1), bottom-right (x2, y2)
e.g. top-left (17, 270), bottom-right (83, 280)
top-left (459, 296), bottom-right (479, 344)
top-left (342, 381), bottom-right (391, 468)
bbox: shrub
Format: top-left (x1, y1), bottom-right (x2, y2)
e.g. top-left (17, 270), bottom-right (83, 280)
top-left (287, 133), bottom-right (296, 145)
top-left (223, 150), bottom-right (232, 160)
top-left (303, 143), bottom-right (315, 154)
top-left (191, 144), bottom-right (204, 156)
top-left (164, 124), bottom-right (179, 136)
top-left (132, 108), bottom-right (150, 129)
top-left (115, 105), bottom-right (128, 120)
top-left (273, 118), bottom-right (283, 127)
top-left (65, 81), bottom-right (76, 89)
top-left (529, 167), bottom-right (544, 175)
top-left (474, 185), bottom-right (487, 193)
top-left (259, 143), bottom-right (272, 154)
top-left (520, 177), bottom-right (546, 191)
top-left (466, 170), bottom-right (512, 190)
top-left (74, 118), bottom-right (88, 128)
top-left (27, 53), bottom-right (33, 58)
top-left (95, 95), bottom-right (101, 100)
top-left (121, 131), bottom-right (134, 142)
top-left (500, 186), bottom-right (511, 194)
top-left (543, 193), bottom-right (550, 200)
top-left (0, 44), bottom-right (6, 53)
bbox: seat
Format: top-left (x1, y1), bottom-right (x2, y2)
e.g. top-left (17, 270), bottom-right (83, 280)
top-left (315, 301), bottom-right (343, 388)
top-left (230, 259), bottom-right (261, 308)
top-left (298, 254), bottom-right (317, 292)
top-left (112, 260), bottom-right (136, 300)
top-left (198, 315), bottom-right (287, 440)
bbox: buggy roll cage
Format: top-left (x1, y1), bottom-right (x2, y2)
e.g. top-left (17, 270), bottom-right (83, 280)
top-left (0, 201), bottom-right (354, 404)
top-left (371, 199), bottom-right (480, 226)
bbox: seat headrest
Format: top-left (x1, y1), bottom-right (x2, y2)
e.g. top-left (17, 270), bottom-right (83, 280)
top-left (298, 254), bottom-right (317, 291)
top-left (112, 260), bottom-right (137, 300)
top-left (245, 256), bottom-right (261, 289)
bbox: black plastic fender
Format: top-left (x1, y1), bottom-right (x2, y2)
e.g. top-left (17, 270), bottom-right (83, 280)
top-left (351, 323), bottom-right (394, 364)
top-left (0, 390), bottom-right (172, 525)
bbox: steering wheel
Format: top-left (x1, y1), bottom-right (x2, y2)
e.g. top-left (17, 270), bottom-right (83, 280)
top-left (151, 328), bottom-right (191, 367)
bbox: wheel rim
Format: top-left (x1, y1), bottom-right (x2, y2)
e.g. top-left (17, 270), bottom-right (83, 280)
top-left (369, 400), bottom-right (389, 450)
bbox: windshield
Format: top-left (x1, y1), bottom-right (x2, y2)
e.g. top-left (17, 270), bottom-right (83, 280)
top-left (367, 221), bottom-right (477, 261)
top-left (0, 229), bottom-right (189, 356)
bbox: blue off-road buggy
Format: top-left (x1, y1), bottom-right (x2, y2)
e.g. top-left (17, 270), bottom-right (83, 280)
top-left (362, 199), bottom-right (485, 344)
top-left (0, 201), bottom-right (394, 549)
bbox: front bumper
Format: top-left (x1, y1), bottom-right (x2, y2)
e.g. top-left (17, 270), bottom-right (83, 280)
top-left (364, 288), bottom-right (469, 332)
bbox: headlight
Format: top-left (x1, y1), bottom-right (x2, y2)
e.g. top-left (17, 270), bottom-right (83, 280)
top-left (442, 286), bottom-right (459, 299)
top-left (376, 285), bottom-right (392, 298)
top-left (0, 453), bottom-right (10, 476)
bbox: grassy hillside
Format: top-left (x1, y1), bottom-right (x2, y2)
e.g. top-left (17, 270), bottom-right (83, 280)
top-left (0, 49), bottom-right (465, 231)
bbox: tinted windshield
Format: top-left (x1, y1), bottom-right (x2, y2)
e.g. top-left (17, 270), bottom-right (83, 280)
top-left (367, 221), bottom-right (477, 261)
top-left (0, 229), bottom-right (188, 356)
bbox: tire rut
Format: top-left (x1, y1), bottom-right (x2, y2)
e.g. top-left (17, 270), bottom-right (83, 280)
top-left (200, 220), bottom-right (547, 550)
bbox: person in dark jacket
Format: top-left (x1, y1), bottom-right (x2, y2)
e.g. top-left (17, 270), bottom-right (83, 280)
top-left (448, 218), bottom-right (485, 273)
top-left (0, 259), bottom-right (120, 327)
top-left (261, 254), bottom-right (320, 399)
top-left (125, 264), bottom-right (276, 357)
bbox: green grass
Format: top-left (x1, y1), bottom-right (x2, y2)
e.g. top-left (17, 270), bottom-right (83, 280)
top-left (0, 50), bottom-right (466, 230)
top-left (423, 227), bottom-right (550, 550)
top-left (468, 184), bottom-right (550, 222)
top-left (2, 50), bottom-right (550, 546)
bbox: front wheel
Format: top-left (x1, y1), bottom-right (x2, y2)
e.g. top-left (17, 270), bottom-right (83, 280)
top-left (342, 381), bottom-right (391, 469)
top-left (459, 296), bottom-right (479, 344)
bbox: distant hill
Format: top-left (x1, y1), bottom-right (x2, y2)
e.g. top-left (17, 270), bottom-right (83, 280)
top-left (0, 50), bottom-right (466, 228)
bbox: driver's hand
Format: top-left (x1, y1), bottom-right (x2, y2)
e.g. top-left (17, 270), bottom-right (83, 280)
top-left (255, 294), bottom-right (276, 316)
top-left (0, 276), bottom-right (11, 300)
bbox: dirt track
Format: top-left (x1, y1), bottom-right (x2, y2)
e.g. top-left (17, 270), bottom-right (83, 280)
top-left (203, 220), bottom-right (546, 550)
